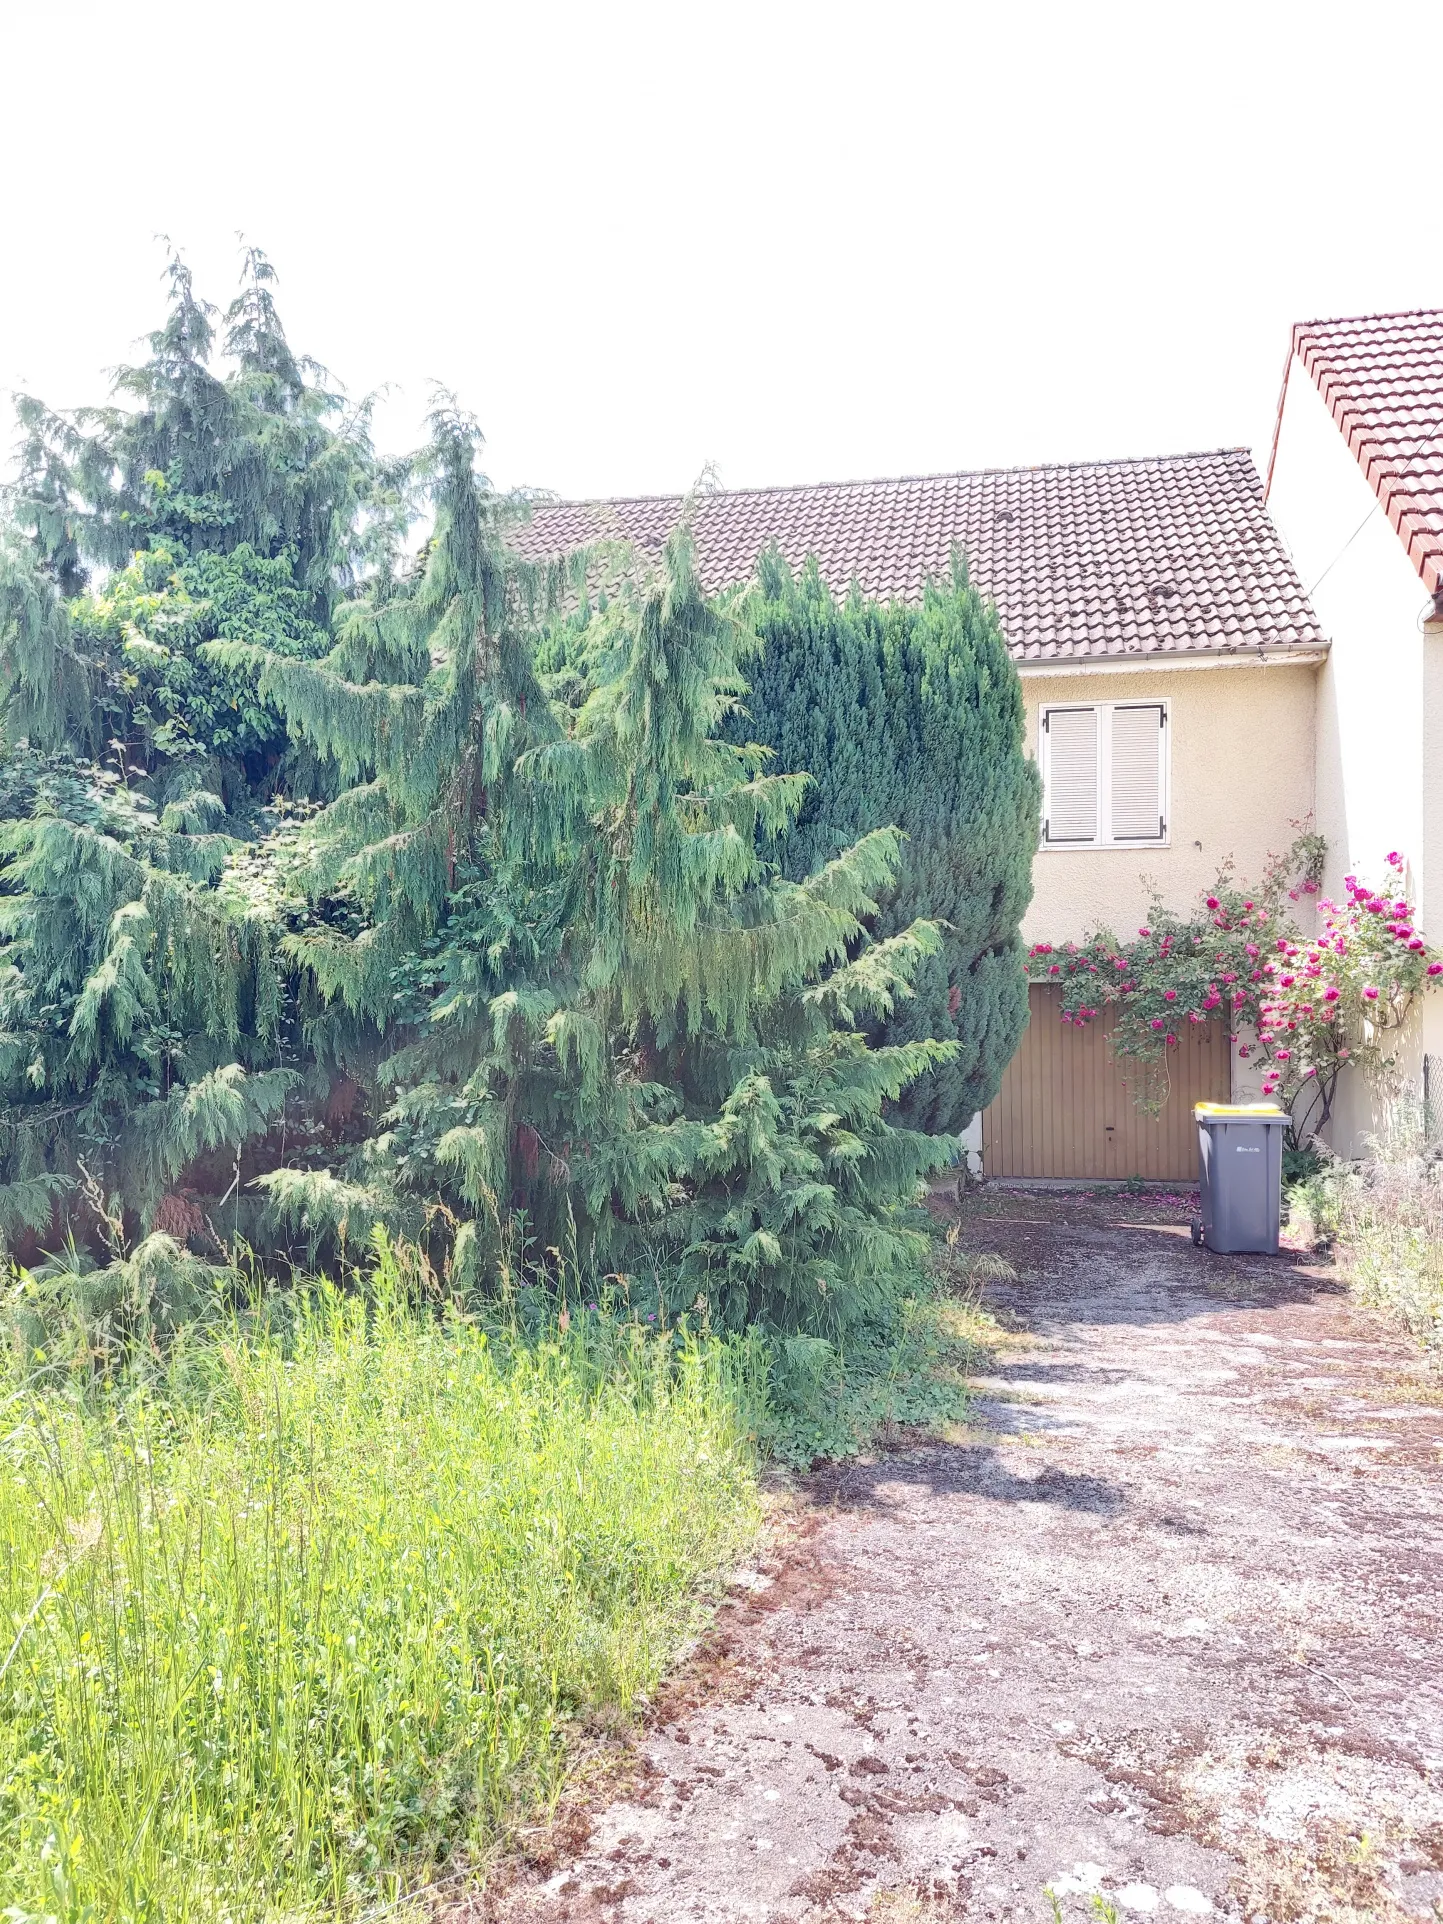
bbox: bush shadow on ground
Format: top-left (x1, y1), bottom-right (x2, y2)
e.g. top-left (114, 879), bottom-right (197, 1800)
top-left (803, 1446), bottom-right (1125, 1519)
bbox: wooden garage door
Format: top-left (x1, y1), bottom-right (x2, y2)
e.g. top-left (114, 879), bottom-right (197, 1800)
top-left (982, 985), bottom-right (1231, 1180)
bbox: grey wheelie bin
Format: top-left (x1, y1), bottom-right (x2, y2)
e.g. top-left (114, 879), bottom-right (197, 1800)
top-left (1190, 1102), bottom-right (1289, 1253)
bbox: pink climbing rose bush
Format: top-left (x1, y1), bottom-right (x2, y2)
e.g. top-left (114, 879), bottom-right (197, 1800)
top-left (1028, 838), bottom-right (1442, 1141)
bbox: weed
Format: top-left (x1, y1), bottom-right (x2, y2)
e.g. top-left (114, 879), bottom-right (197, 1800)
top-left (1291, 1106), bottom-right (1443, 1352)
top-left (756, 1245), bottom-right (1003, 1466)
top-left (0, 1244), bottom-right (759, 1919)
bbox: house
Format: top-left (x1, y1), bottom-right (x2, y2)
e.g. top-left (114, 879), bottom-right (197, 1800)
top-left (519, 449), bottom-right (1327, 1180)
top-left (1263, 309), bottom-right (1443, 1156)
top-left (521, 312), bottom-right (1443, 1177)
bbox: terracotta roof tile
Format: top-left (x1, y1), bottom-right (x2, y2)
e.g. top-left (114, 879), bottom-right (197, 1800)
top-left (1282, 309), bottom-right (1443, 597)
top-left (514, 449), bottom-right (1325, 662)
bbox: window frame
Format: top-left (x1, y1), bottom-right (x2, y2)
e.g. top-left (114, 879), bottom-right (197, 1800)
top-left (1038, 697), bottom-right (1171, 851)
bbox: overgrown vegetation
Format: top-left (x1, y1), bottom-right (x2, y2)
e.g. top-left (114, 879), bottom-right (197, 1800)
top-left (1287, 1105), bottom-right (1443, 1355)
top-left (0, 252), bottom-right (1015, 1913)
top-left (0, 1233), bottom-right (761, 1920)
top-left (0, 250), bottom-right (1004, 1339)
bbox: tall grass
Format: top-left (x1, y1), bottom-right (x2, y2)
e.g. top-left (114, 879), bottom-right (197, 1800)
top-left (0, 1251), bottom-right (760, 1920)
top-left (1289, 1102), bottom-right (1443, 1353)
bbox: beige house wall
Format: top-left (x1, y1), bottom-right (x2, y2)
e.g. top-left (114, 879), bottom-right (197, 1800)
top-left (1011, 658), bottom-right (1317, 1126)
top-left (1322, 615), bottom-right (1443, 1154)
top-left (1018, 661), bottom-right (1318, 947)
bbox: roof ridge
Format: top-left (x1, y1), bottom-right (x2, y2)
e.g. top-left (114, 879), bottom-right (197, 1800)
top-left (1295, 307), bottom-right (1443, 334)
top-left (536, 447), bottom-right (1255, 514)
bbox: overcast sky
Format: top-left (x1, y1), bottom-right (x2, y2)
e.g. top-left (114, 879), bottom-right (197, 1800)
top-left (2, 0), bottom-right (1437, 504)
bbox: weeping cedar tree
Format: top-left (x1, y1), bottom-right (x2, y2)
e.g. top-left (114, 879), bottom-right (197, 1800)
top-left (235, 439), bottom-right (958, 1332)
top-left (0, 248), bottom-right (392, 1253)
top-left (735, 554), bottom-right (1039, 1135)
top-left (1, 253), bottom-right (963, 1333)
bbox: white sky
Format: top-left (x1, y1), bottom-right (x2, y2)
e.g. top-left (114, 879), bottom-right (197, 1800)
top-left (1, 0), bottom-right (1438, 505)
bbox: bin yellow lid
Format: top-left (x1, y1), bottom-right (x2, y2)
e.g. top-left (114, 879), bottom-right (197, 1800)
top-left (1193, 1101), bottom-right (1287, 1118)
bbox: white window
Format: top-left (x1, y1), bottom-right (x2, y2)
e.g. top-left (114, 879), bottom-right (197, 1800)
top-left (1040, 700), bottom-right (1169, 848)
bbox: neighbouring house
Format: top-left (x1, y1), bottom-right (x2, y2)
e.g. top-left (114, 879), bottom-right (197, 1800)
top-left (1264, 308), bottom-right (1443, 1157)
top-left (519, 318), bottom-right (1443, 1178)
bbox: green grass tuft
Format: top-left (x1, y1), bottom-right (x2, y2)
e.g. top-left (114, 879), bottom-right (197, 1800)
top-left (0, 1263), bottom-right (759, 1919)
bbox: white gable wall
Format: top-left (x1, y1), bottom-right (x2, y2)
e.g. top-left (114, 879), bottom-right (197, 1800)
top-left (1267, 360), bottom-right (1443, 1152)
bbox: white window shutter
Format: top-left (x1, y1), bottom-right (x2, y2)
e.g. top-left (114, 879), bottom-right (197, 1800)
top-left (1044, 707), bottom-right (1098, 842)
top-left (1110, 704), bottom-right (1164, 841)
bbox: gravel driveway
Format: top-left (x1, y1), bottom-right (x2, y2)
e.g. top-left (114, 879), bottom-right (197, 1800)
top-left (477, 1192), bottom-right (1443, 1923)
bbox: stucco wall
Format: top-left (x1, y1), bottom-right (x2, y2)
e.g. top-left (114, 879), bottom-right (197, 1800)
top-left (1267, 366), bottom-right (1437, 921)
top-left (1018, 662), bottom-right (1318, 947)
top-left (1267, 364), bottom-right (1443, 1154)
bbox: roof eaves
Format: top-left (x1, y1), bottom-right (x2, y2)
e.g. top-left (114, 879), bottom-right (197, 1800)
top-left (1280, 308), bottom-right (1443, 596)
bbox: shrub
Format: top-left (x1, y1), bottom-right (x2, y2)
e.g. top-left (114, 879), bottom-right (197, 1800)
top-left (1032, 840), bottom-right (1441, 1143)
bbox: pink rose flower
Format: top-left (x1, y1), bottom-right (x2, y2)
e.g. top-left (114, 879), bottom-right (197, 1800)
top-left (1163, 988), bottom-right (1177, 1001)
top-left (1363, 985), bottom-right (1379, 1000)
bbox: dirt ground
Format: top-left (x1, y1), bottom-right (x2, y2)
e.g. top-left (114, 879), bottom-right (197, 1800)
top-left (469, 1187), bottom-right (1443, 1924)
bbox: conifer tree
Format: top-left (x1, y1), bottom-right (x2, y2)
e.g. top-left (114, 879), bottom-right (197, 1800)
top-left (736, 555), bottom-right (1039, 1135)
top-left (243, 458), bottom-right (958, 1329)
top-left (1, 252), bottom-right (969, 1329)
top-left (0, 250), bottom-right (387, 1252)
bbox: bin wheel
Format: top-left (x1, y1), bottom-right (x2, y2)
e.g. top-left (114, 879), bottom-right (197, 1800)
top-left (1190, 1217), bottom-right (1205, 1248)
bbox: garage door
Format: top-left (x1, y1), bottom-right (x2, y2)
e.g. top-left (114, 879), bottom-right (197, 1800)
top-left (982, 985), bottom-right (1231, 1180)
